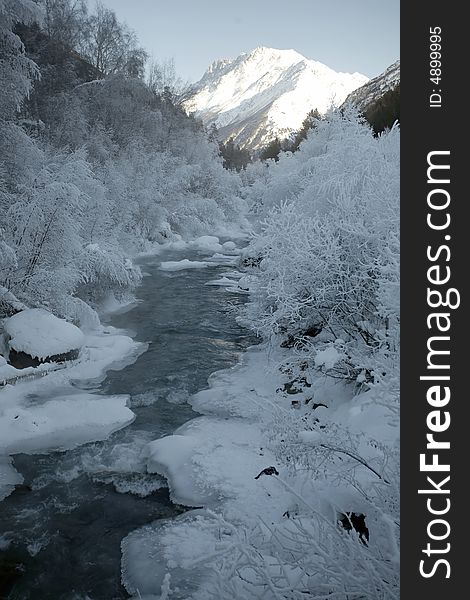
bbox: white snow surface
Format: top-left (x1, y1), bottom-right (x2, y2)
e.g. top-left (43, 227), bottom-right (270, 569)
top-left (184, 47), bottom-right (368, 148)
top-left (188, 235), bottom-right (224, 253)
top-left (314, 345), bottom-right (345, 370)
top-left (122, 340), bottom-right (397, 598)
top-left (0, 323), bottom-right (145, 500)
top-left (159, 259), bottom-right (209, 271)
top-left (0, 393), bottom-right (134, 454)
top-left (4, 308), bottom-right (85, 359)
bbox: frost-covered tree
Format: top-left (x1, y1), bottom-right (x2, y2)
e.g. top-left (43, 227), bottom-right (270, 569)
top-left (1, 0), bottom-right (247, 321)
top-left (0, 0), bottom-right (43, 315)
top-left (80, 1), bottom-right (147, 77)
top-left (0, 0), bottom-right (41, 118)
top-left (147, 57), bottom-right (189, 104)
top-left (41, 0), bottom-right (88, 50)
top-left (245, 108), bottom-right (399, 383)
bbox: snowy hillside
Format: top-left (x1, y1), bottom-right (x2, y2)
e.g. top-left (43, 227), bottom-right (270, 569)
top-left (184, 47), bottom-right (368, 148)
top-left (343, 59), bottom-right (400, 111)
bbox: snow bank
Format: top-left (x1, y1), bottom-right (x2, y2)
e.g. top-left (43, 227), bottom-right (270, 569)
top-left (123, 340), bottom-right (398, 599)
top-left (0, 393), bottom-right (134, 454)
top-left (159, 259), bottom-right (209, 271)
top-left (122, 510), bottom-right (228, 599)
top-left (140, 236), bottom-right (242, 260)
top-left (0, 324), bottom-right (145, 500)
top-left (314, 345), bottom-right (345, 370)
top-left (4, 308), bottom-right (84, 360)
top-left (147, 417), bottom-right (278, 509)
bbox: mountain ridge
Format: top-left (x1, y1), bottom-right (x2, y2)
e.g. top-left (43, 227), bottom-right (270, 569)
top-left (184, 47), bottom-right (369, 149)
top-left (343, 59), bottom-right (400, 111)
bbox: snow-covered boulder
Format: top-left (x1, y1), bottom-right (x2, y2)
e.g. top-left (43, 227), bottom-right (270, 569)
top-left (3, 308), bottom-right (85, 369)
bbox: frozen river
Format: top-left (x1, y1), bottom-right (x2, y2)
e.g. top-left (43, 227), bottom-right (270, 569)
top-left (0, 250), bottom-right (255, 599)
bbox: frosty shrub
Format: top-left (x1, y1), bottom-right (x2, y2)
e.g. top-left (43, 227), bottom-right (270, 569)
top-left (245, 108), bottom-right (400, 385)
top-left (0, 0), bottom-right (41, 118)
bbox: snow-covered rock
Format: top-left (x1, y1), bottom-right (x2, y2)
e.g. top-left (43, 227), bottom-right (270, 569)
top-left (3, 308), bottom-right (84, 367)
top-left (184, 46), bottom-right (368, 149)
top-left (188, 235), bottom-right (224, 254)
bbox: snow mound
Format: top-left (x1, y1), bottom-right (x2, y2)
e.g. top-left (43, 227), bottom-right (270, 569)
top-left (314, 345), bottom-right (344, 370)
top-left (122, 510), bottom-right (214, 598)
top-left (0, 455), bottom-right (23, 501)
top-left (222, 241), bottom-right (237, 251)
top-left (159, 259), bottom-right (209, 271)
top-left (188, 235), bottom-right (224, 254)
top-left (4, 308), bottom-right (84, 360)
top-left (146, 416), bottom-right (278, 508)
top-left (236, 274), bottom-right (258, 292)
top-left (0, 393), bottom-right (135, 454)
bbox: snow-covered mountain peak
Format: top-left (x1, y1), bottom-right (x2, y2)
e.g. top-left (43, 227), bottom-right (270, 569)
top-left (244, 46), bottom-right (304, 64)
top-left (204, 58), bottom-right (234, 77)
top-left (185, 47), bottom-right (369, 149)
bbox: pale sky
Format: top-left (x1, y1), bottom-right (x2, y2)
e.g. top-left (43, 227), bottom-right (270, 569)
top-left (93, 0), bottom-right (399, 83)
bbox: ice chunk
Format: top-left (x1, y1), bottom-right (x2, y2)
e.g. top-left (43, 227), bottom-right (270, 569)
top-left (0, 393), bottom-right (135, 454)
top-left (159, 259), bottom-right (209, 271)
top-left (4, 308), bottom-right (84, 360)
top-left (146, 417), bottom-right (278, 508)
top-left (204, 276), bottom-right (238, 288)
top-left (122, 510), bottom-right (221, 599)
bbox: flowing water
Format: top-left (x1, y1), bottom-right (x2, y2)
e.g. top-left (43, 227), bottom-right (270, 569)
top-left (0, 250), bottom-right (255, 600)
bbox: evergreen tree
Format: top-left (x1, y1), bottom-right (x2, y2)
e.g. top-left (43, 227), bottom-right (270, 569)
top-left (219, 137), bottom-right (251, 171)
top-left (259, 137), bottom-right (281, 162)
top-left (287, 108), bottom-right (321, 152)
top-left (364, 84), bottom-right (400, 134)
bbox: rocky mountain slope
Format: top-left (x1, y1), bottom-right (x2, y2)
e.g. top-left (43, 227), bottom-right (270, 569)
top-left (343, 60), bottom-right (400, 111)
